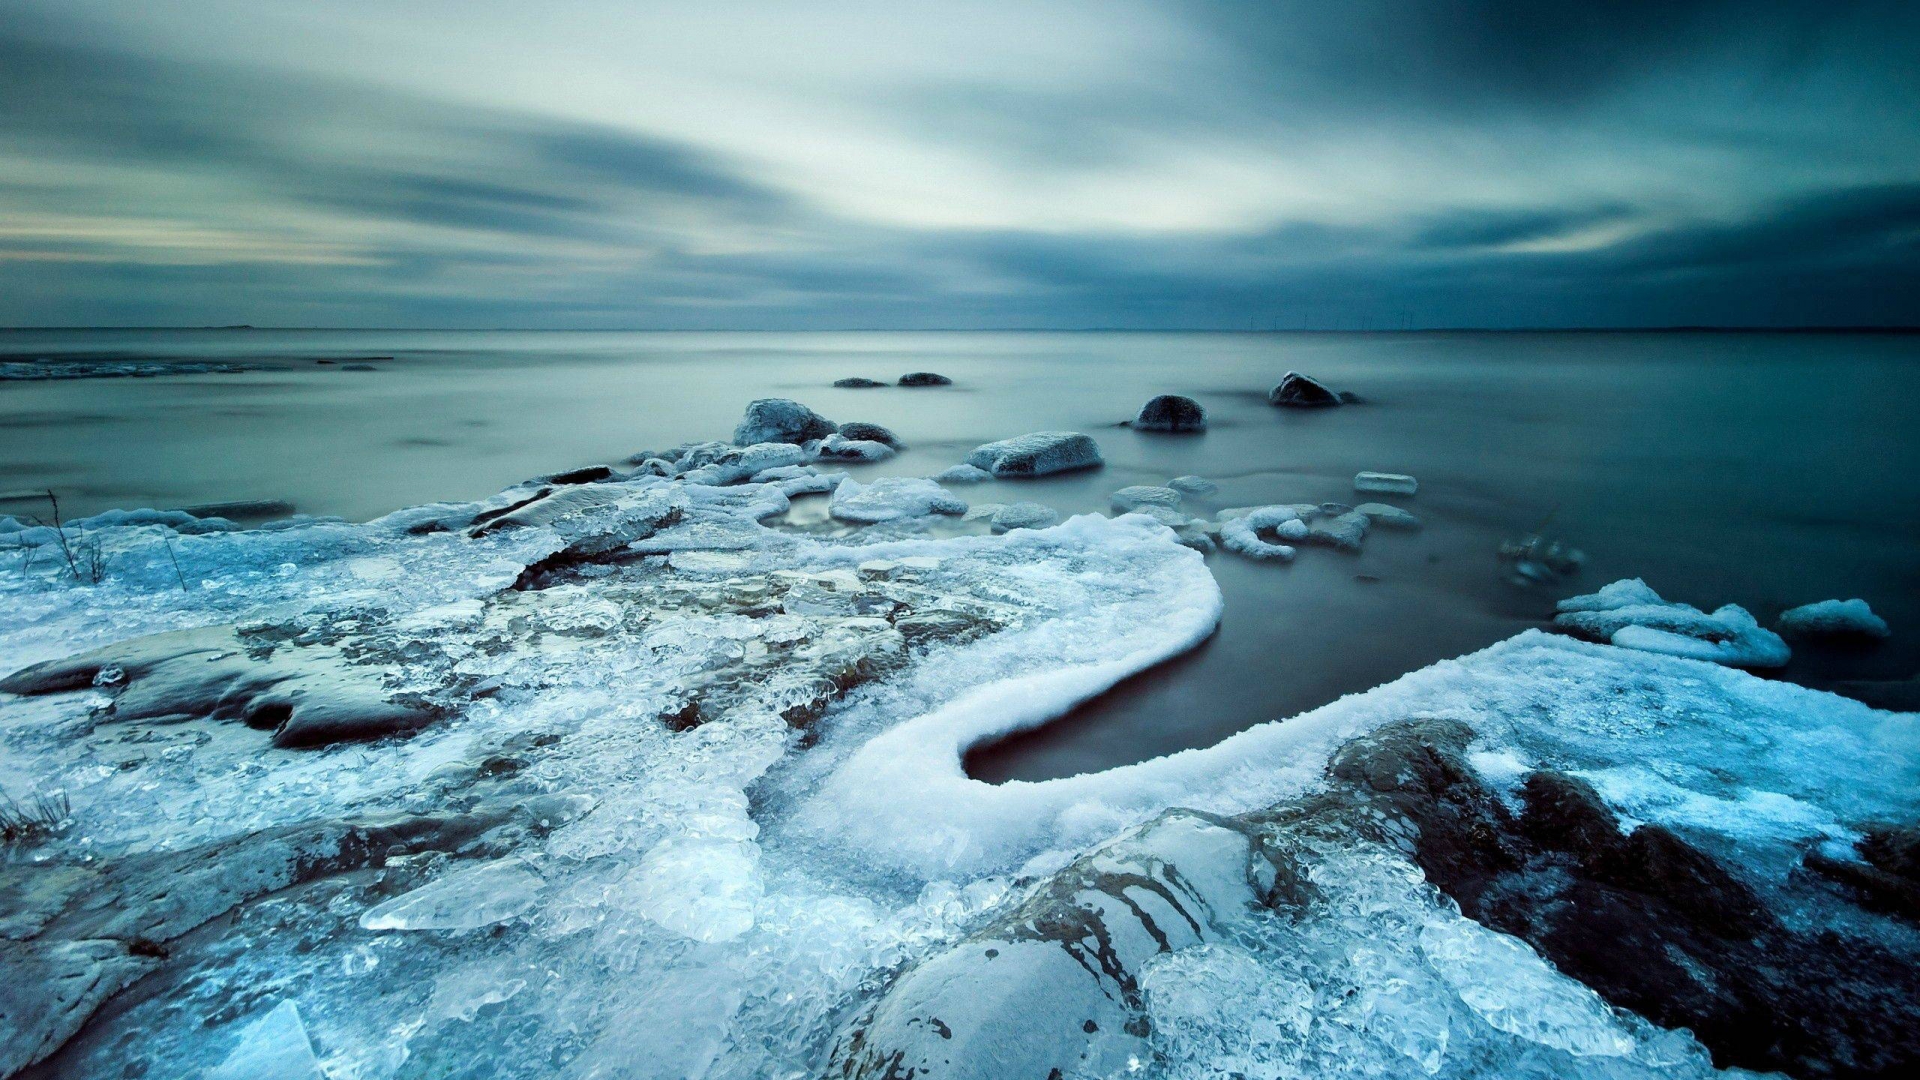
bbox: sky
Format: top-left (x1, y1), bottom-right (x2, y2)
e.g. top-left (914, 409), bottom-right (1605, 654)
top-left (1, 0), bottom-right (1917, 329)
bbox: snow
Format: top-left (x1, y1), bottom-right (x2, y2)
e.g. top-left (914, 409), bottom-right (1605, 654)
top-left (963, 432), bottom-right (1103, 477)
top-left (1778, 598), bottom-right (1890, 639)
top-left (1219, 505), bottom-right (1307, 561)
top-left (2, 444), bottom-right (1914, 1080)
top-left (828, 477), bottom-right (967, 523)
top-left (814, 433), bottom-right (896, 462)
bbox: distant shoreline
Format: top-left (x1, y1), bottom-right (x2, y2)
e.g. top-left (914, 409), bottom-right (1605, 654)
top-left (2, 325), bottom-right (1917, 335)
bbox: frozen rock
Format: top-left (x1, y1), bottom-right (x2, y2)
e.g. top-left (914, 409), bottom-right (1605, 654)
top-left (1267, 371), bottom-right (1344, 407)
top-left (833, 377), bottom-right (887, 388)
top-left (1167, 475), bottom-right (1217, 495)
top-left (829, 477), bottom-right (967, 523)
top-left (0, 939), bottom-right (156, 1076)
top-left (1131, 394), bottom-right (1207, 432)
top-left (814, 434), bottom-right (896, 462)
top-left (1302, 510), bottom-right (1370, 552)
top-left (897, 371), bottom-right (952, 386)
top-left (1355, 502), bottom-right (1421, 530)
top-left (678, 442), bottom-right (811, 485)
top-left (732, 398), bottom-right (837, 445)
top-left (207, 1001), bottom-right (325, 1080)
top-left (359, 857), bottom-right (545, 932)
top-left (835, 422), bottom-right (901, 447)
top-left (964, 432), bottom-right (1102, 478)
top-left (989, 503), bottom-right (1060, 534)
top-left (1219, 505), bottom-right (1306, 561)
top-left (1355, 472), bottom-right (1418, 496)
top-left (1554, 579), bottom-right (1790, 668)
top-left (1108, 485), bottom-right (1182, 513)
top-left (467, 479), bottom-right (689, 562)
top-left (930, 464), bottom-right (992, 484)
top-left (1777, 598), bottom-right (1890, 640)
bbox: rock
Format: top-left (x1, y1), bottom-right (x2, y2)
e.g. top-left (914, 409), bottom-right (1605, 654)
top-left (828, 477), bottom-right (967, 523)
top-left (989, 503), bottom-right (1059, 533)
top-left (830, 811), bottom-right (1263, 1080)
top-left (814, 434), bottom-right (896, 463)
top-left (1777, 598), bottom-right (1890, 640)
top-left (0, 939), bottom-right (156, 1077)
top-left (1167, 475), bottom-right (1217, 495)
top-left (540, 465), bottom-right (615, 486)
top-left (1219, 506), bottom-right (1307, 561)
top-left (964, 432), bottom-right (1102, 478)
top-left (1267, 371), bottom-right (1343, 407)
top-left (1130, 395), bottom-right (1206, 433)
top-left (1108, 486), bottom-right (1182, 513)
top-left (678, 443), bottom-right (811, 485)
top-left (1554, 579), bottom-right (1790, 669)
top-left (833, 377), bottom-right (887, 388)
top-left (897, 372), bottom-right (952, 387)
top-left (1355, 502), bottom-right (1421, 530)
top-left (835, 422), bottom-right (901, 447)
top-left (733, 399), bottom-right (837, 445)
top-left (930, 464), bottom-right (992, 484)
top-left (1301, 510), bottom-right (1370, 552)
top-left (1354, 472), bottom-right (1417, 496)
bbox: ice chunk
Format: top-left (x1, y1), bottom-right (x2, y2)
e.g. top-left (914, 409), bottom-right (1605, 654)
top-left (1355, 502), bottom-right (1421, 530)
top-left (964, 432), bottom-right (1102, 477)
top-left (1108, 485), bottom-right (1182, 513)
top-left (627, 837), bottom-right (762, 943)
top-left (1220, 506), bottom-right (1305, 561)
top-left (1555, 579), bottom-right (1790, 668)
top-left (989, 503), bottom-right (1060, 533)
top-left (1418, 919), bottom-right (1634, 1057)
top-left (1131, 394), bottom-right (1207, 432)
top-left (1777, 598), bottom-right (1890, 640)
top-left (732, 398), bottom-right (836, 445)
top-left (1354, 472), bottom-right (1418, 496)
top-left (208, 1001), bottom-right (325, 1080)
top-left (814, 433), bottom-right (896, 462)
top-left (1168, 475), bottom-right (1217, 495)
top-left (829, 477), bottom-right (967, 523)
top-left (359, 858), bottom-right (544, 932)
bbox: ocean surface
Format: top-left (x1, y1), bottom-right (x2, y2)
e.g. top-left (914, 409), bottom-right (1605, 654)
top-left (4, 328), bottom-right (1916, 780)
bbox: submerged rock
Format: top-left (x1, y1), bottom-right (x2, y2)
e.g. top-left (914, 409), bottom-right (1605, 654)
top-left (1167, 475), bottom-right (1217, 495)
top-left (1554, 579), bottom-right (1790, 669)
top-left (930, 463), bottom-right (992, 484)
top-left (1302, 509), bottom-right (1371, 552)
top-left (733, 398), bottom-right (837, 445)
top-left (1355, 502), bottom-right (1421, 530)
top-left (989, 502), bottom-right (1059, 533)
top-left (964, 432), bottom-right (1102, 478)
top-left (897, 372), bottom-right (952, 387)
top-left (1267, 371), bottom-right (1344, 408)
top-left (833, 377), bottom-right (887, 388)
top-left (1777, 598), bottom-right (1890, 640)
top-left (1131, 394), bottom-right (1207, 432)
top-left (1108, 485), bottom-right (1182, 513)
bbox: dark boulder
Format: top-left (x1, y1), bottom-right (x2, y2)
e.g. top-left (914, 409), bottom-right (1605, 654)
top-left (898, 372), bottom-right (952, 387)
top-left (833, 377), bottom-right (887, 388)
top-left (1130, 395), bottom-right (1207, 433)
top-left (835, 422), bottom-right (901, 447)
top-left (1267, 371), bottom-right (1343, 408)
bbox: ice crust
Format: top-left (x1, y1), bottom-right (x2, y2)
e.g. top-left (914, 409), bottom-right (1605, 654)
top-left (1, 431), bottom-right (1915, 1080)
top-left (1778, 597), bottom-right (1890, 639)
top-left (1555, 578), bottom-right (1791, 668)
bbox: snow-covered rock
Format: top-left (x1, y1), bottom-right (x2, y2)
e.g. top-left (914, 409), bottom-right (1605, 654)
top-left (1554, 579), bottom-right (1790, 668)
top-left (732, 398), bottom-right (837, 445)
top-left (828, 477), bottom-right (967, 523)
top-left (930, 464), bottom-right (992, 484)
top-left (1219, 505), bottom-right (1307, 560)
top-left (1131, 394), bottom-right (1207, 432)
top-left (1777, 598), bottom-right (1890, 640)
top-left (964, 432), bottom-right (1102, 478)
top-left (989, 503), bottom-right (1059, 534)
top-left (1302, 509), bottom-right (1370, 552)
top-left (1108, 485), bottom-right (1182, 513)
top-left (814, 434), bottom-right (896, 462)
top-left (1355, 471), bottom-right (1418, 496)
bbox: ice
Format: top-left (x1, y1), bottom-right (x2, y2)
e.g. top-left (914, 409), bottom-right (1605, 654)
top-left (828, 477), bottom-right (968, 523)
top-left (626, 837), bottom-right (763, 943)
top-left (963, 431), bottom-right (1103, 477)
top-left (1778, 597), bottom-right (1890, 639)
top-left (1417, 919), bottom-right (1634, 1057)
top-left (1354, 471), bottom-right (1418, 496)
top-left (989, 502), bottom-right (1060, 533)
top-left (815, 433), bottom-right (896, 462)
top-left (207, 1001), bottom-right (324, 1080)
top-left (359, 857), bottom-right (545, 931)
top-left (1555, 578), bottom-right (1791, 668)
top-left (1220, 505), bottom-right (1306, 560)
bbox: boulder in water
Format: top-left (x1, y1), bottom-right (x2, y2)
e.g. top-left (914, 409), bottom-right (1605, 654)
top-left (964, 432), bottom-right (1102, 478)
top-left (1131, 394), bottom-right (1206, 432)
top-left (835, 422), bottom-right (900, 447)
top-left (733, 399), bottom-right (837, 445)
top-left (989, 502), bottom-right (1059, 533)
top-left (898, 372), bottom-right (952, 387)
top-left (1776, 598), bottom-right (1890, 640)
top-left (1109, 486), bottom-right (1182, 513)
top-left (1267, 371), bottom-right (1343, 408)
top-left (833, 377), bottom-right (887, 388)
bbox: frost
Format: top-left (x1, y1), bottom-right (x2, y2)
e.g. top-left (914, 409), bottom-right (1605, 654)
top-left (359, 858), bottom-right (544, 931)
top-left (963, 432), bottom-right (1103, 477)
top-left (1555, 578), bottom-right (1790, 668)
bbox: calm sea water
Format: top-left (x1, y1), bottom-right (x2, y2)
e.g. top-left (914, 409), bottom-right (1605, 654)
top-left (4, 329), bottom-right (1917, 779)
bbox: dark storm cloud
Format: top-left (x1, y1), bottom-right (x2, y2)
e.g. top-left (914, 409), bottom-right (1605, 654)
top-left (0, 1), bottom-right (1916, 328)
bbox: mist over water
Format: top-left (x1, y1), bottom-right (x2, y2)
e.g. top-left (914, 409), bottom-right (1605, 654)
top-left (5, 328), bottom-right (1916, 777)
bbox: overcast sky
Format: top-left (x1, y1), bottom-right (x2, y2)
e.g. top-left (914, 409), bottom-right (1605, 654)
top-left (2, 0), bottom-right (1917, 328)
